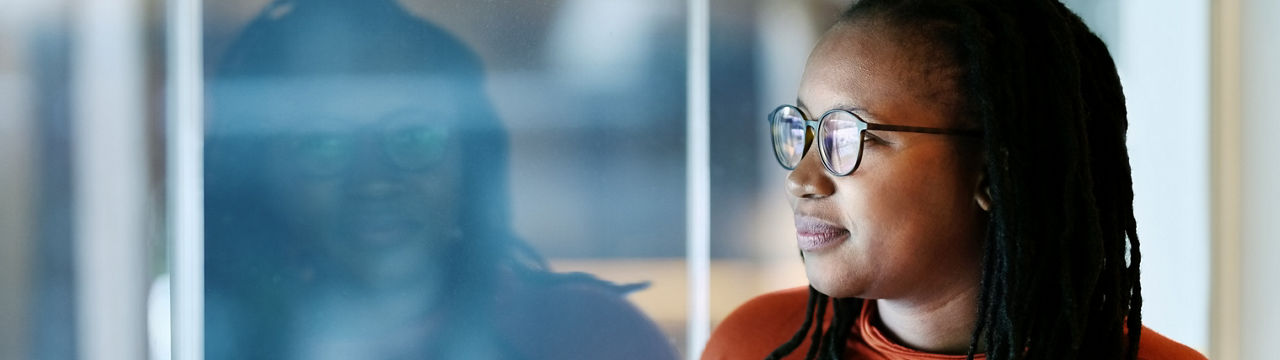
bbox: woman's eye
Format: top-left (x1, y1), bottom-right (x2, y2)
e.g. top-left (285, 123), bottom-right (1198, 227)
top-left (862, 132), bottom-right (887, 146)
top-left (287, 134), bottom-right (353, 176)
top-left (383, 125), bottom-right (450, 171)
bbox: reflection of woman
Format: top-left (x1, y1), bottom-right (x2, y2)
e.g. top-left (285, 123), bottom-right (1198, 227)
top-left (204, 0), bottom-right (675, 359)
top-left (705, 1), bottom-right (1203, 359)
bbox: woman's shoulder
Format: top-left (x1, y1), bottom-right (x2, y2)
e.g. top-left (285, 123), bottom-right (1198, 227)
top-left (496, 272), bottom-right (679, 360)
top-left (703, 286), bottom-right (811, 360)
top-left (1136, 326), bottom-right (1207, 360)
top-left (715, 286), bottom-right (811, 331)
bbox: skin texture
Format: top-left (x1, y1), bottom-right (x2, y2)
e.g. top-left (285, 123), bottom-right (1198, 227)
top-left (788, 20), bottom-right (991, 354)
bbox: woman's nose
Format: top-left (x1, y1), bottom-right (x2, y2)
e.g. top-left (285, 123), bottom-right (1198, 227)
top-left (345, 143), bottom-right (408, 199)
top-left (786, 148), bottom-right (835, 199)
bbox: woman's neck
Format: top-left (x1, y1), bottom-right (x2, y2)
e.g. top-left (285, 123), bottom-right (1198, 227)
top-left (872, 280), bottom-right (985, 355)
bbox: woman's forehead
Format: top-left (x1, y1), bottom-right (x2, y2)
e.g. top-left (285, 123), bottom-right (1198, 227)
top-left (207, 74), bottom-right (472, 135)
top-left (798, 22), bottom-right (961, 128)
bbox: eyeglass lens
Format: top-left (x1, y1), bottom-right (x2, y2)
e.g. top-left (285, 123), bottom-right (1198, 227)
top-left (817, 110), bottom-right (862, 175)
top-left (771, 106), bottom-right (807, 168)
top-left (771, 106), bottom-right (864, 175)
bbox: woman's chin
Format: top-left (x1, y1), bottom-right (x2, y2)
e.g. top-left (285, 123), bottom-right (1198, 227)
top-left (809, 281), bottom-right (853, 299)
top-left (803, 261), bottom-right (865, 299)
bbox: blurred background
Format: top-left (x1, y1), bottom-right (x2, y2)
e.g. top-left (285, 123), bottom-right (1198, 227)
top-left (0, 0), bottom-right (1274, 359)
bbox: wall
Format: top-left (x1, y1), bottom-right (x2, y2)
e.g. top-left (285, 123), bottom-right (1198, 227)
top-left (1117, 0), bottom-right (1211, 351)
top-left (1239, 0), bottom-right (1280, 358)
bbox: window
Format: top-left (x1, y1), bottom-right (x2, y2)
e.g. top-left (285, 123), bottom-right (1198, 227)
top-left (0, 0), bottom-right (1215, 358)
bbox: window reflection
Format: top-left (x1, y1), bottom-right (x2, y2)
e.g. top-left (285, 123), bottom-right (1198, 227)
top-left (204, 1), bottom-right (676, 358)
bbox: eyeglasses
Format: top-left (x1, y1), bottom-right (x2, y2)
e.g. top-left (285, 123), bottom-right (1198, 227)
top-left (769, 104), bottom-right (981, 176)
top-left (284, 124), bottom-right (451, 177)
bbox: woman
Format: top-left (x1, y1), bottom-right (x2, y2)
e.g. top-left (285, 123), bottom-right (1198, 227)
top-left (704, 0), bottom-right (1205, 359)
top-left (203, 0), bottom-right (675, 358)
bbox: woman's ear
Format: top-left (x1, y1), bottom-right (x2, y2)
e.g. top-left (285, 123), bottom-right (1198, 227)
top-left (975, 172), bottom-right (992, 212)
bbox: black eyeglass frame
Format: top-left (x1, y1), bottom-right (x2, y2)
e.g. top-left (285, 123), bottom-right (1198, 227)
top-left (768, 104), bottom-right (982, 176)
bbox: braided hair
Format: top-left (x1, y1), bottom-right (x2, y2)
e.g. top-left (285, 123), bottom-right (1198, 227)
top-left (768, 0), bottom-right (1142, 359)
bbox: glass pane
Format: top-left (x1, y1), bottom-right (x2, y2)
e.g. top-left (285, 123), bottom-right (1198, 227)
top-left (2, 1), bottom-right (167, 358)
top-left (707, 0), bottom-right (841, 330)
top-left (0, 4), bottom-right (77, 358)
top-left (203, 0), bottom-right (685, 358)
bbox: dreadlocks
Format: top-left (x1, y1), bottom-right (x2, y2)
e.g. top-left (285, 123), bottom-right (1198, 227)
top-left (768, 0), bottom-right (1142, 359)
top-left (766, 287), bottom-right (862, 360)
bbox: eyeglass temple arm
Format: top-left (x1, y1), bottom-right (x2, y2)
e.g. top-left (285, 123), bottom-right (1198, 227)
top-left (865, 123), bottom-right (983, 137)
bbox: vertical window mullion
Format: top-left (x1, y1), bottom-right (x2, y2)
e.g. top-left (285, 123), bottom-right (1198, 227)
top-left (685, 0), bottom-right (711, 358)
top-left (166, 0), bottom-right (204, 358)
top-left (72, 0), bottom-right (148, 358)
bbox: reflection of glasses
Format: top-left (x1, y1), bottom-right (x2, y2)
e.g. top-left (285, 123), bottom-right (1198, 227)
top-left (287, 125), bottom-right (450, 177)
top-left (769, 104), bottom-right (982, 176)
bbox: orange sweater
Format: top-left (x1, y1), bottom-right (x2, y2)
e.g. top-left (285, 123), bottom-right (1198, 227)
top-left (703, 287), bottom-right (1205, 360)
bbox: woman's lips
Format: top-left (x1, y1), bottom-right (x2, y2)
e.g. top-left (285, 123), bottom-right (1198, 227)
top-left (794, 215), bottom-right (849, 252)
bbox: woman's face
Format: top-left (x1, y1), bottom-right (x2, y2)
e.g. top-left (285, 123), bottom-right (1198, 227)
top-left (238, 76), bottom-right (467, 282)
top-left (790, 21), bottom-right (987, 300)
